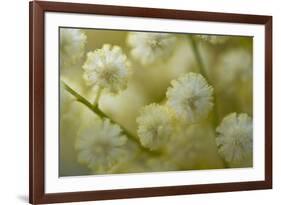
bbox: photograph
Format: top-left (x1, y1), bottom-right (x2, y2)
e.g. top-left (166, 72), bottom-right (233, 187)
top-left (59, 28), bottom-right (253, 177)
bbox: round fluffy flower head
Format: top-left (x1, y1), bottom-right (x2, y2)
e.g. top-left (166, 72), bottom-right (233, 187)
top-left (60, 28), bottom-right (86, 67)
top-left (75, 119), bottom-right (128, 173)
top-left (216, 113), bottom-right (253, 167)
top-left (166, 73), bottom-right (214, 123)
top-left (136, 104), bottom-right (174, 150)
top-left (127, 32), bottom-right (177, 65)
top-left (196, 34), bottom-right (229, 44)
top-left (83, 44), bottom-right (130, 94)
top-left (217, 48), bottom-right (252, 85)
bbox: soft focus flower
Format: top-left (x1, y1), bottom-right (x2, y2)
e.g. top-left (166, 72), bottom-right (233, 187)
top-left (216, 48), bottom-right (252, 85)
top-left (127, 32), bottom-right (177, 65)
top-left (136, 104), bottom-right (174, 150)
top-left (166, 123), bottom-right (225, 170)
top-left (60, 28), bottom-right (87, 68)
top-left (196, 34), bottom-right (229, 44)
top-left (166, 73), bottom-right (214, 123)
top-left (75, 119), bottom-right (128, 173)
top-left (216, 113), bottom-right (253, 167)
top-left (83, 44), bottom-right (130, 94)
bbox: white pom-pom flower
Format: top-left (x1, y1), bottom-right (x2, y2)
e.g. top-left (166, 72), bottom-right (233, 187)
top-left (216, 113), bottom-right (253, 167)
top-left (83, 44), bottom-right (130, 94)
top-left (196, 34), bottom-right (229, 44)
top-left (136, 104), bottom-right (174, 150)
top-left (166, 73), bottom-right (214, 123)
top-left (75, 119), bottom-right (128, 173)
top-left (60, 28), bottom-right (87, 67)
top-left (127, 32), bottom-right (177, 65)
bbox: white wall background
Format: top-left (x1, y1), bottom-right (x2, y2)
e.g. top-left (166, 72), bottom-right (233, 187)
top-left (0, 0), bottom-right (279, 204)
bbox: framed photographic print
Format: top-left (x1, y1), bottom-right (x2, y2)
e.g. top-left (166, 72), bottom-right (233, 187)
top-left (29, 1), bottom-right (272, 204)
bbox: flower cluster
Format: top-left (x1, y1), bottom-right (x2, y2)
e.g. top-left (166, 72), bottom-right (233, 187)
top-left (136, 104), bottom-right (174, 150)
top-left (60, 28), bottom-right (87, 68)
top-left (196, 34), bottom-right (229, 44)
top-left (83, 44), bottom-right (130, 94)
top-left (216, 113), bottom-right (253, 167)
top-left (75, 119), bottom-right (128, 173)
top-left (127, 32), bottom-right (177, 65)
top-left (166, 73), bottom-right (214, 123)
top-left (216, 48), bottom-right (252, 86)
top-left (135, 72), bottom-right (214, 150)
top-left (59, 28), bottom-right (253, 176)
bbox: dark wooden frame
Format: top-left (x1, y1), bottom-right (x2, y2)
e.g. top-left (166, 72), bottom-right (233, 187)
top-left (29, 1), bottom-right (272, 204)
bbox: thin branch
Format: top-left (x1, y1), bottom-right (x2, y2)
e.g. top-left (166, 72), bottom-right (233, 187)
top-left (61, 81), bottom-right (159, 154)
top-left (62, 82), bottom-right (106, 118)
top-left (189, 35), bottom-right (208, 78)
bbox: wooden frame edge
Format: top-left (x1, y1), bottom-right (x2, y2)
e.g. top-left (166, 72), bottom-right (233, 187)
top-left (29, 1), bottom-right (45, 204)
top-left (264, 16), bottom-right (273, 189)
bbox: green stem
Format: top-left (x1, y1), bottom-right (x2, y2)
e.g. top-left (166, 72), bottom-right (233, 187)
top-left (188, 36), bottom-right (228, 168)
top-left (188, 35), bottom-right (219, 126)
top-left (189, 35), bottom-right (208, 78)
top-left (62, 81), bottom-right (107, 118)
top-left (93, 87), bottom-right (102, 105)
top-left (62, 81), bottom-right (159, 154)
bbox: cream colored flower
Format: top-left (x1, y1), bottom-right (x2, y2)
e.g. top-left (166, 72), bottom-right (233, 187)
top-left (166, 73), bottom-right (213, 123)
top-left (217, 48), bottom-right (252, 85)
top-left (127, 32), bottom-right (177, 65)
top-left (197, 34), bottom-right (229, 44)
top-left (216, 113), bottom-right (253, 167)
top-left (75, 119), bottom-right (128, 173)
top-left (60, 28), bottom-right (87, 68)
top-left (136, 104), bottom-right (174, 150)
top-left (83, 44), bottom-right (130, 94)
